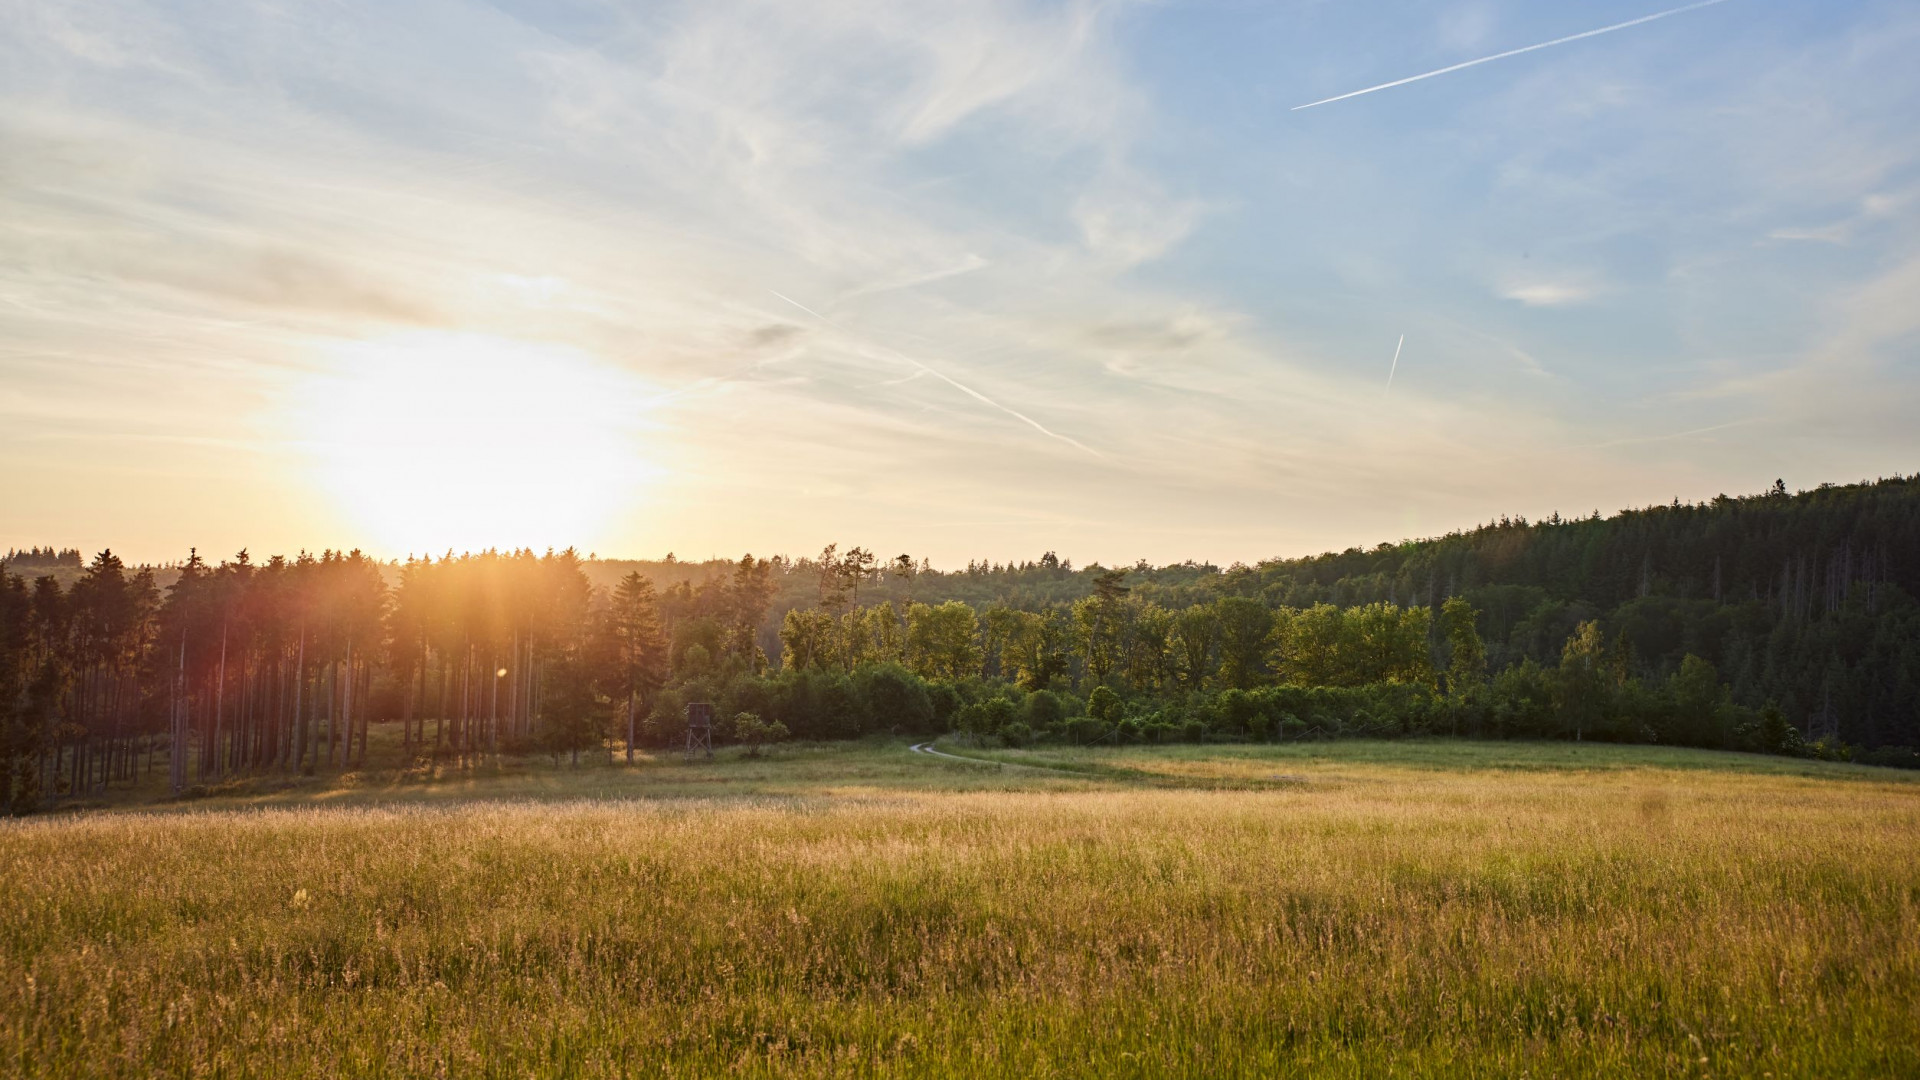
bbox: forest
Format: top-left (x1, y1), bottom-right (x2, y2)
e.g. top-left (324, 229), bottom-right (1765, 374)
top-left (4, 474), bottom-right (1919, 811)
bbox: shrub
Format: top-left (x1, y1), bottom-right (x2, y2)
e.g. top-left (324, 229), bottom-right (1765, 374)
top-left (1859, 745), bottom-right (1920, 770)
top-left (857, 663), bottom-right (935, 734)
top-left (1064, 716), bottom-right (1109, 744)
top-left (927, 682), bottom-right (962, 730)
top-left (958, 697), bottom-right (1018, 737)
top-left (1757, 702), bottom-right (1802, 757)
top-left (1087, 686), bottom-right (1124, 725)
top-left (730, 712), bottom-right (790, 757)
top-left (1026, 690), bottom-right (1068, 731)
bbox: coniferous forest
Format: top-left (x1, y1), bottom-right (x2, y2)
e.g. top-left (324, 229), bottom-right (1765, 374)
top-left (4, 474), bottom-right (1919, 811)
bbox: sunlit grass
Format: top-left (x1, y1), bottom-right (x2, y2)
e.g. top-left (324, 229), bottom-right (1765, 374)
top-left (3, 739), bottom-right (1916, 1076)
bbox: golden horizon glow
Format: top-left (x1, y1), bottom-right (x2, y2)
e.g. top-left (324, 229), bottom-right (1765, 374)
top-left (290, 333), bottom-right (662, 558)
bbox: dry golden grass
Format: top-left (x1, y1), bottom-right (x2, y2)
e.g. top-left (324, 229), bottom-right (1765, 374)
top-left (2, 739), bottom-right (1916, 1077)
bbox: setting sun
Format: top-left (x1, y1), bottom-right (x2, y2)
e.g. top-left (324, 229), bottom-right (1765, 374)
top-left (292, 332), bottom-right (661, 555)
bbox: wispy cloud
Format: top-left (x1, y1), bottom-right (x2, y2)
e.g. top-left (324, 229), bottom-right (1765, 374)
top-left (1072, 179), bottom-right (1205, 268)
top-left (1499, 282), bottom-right (1597, 308)
top-left (1766, 224), bottom-right (1851, 245)
top-left (770, 291), bottom-right (1104, 459)
top-left (1581, 417), bottom-right (1763, 450)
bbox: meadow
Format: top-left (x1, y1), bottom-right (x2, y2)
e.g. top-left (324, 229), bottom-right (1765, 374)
top-left (2, 737), bottom-right (1916, 1077)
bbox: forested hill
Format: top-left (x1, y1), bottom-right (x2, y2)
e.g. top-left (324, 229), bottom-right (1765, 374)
top-left (581, 474), bottom-right (1920, 623)
top-left (583, 475), bottom-right (1920, 645)
top-left (1177, 475), bottom-right (1920, 748)
top-left (17, 474), bottom-right (1912, 622)
top-left (574, 474), bottom-right (1920, 747)
top-left (551, 475), bottom-right (1920, 748)
top-left (1209, 475), bottom-right (1920, 613)
top-left (6, 473), bottom-right (1918, 779)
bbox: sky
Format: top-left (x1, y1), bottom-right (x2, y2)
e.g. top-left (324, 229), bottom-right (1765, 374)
top-left (2, 0), bottom-right (1917, 568)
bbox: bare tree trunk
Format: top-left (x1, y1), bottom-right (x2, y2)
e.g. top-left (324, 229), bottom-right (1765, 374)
top-left (460, 645), bottom-right (472, 759)
top-left (507, 631), bottom-right (519, 745)
top-left (291, 626), bottom-right (307, 772)
top-left (435, 648), bottom-right (448, 758)
top-left (169, 634), bottom-right (188, 795)
top-left (208, 620), bottom-right (227, 783)
top-left (341, 637), bottom-right (356, 767)
top-left (355, 659), bottom-right (370, 766)
top-left (325, 658), bottom-right (338, 769)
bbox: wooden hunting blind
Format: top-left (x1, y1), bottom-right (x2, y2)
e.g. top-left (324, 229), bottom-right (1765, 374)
top-left (685, 702), bottom-right (714, 761)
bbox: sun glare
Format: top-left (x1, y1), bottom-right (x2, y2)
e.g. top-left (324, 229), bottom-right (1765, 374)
top-left (293, 333), bottom-right (661, 555)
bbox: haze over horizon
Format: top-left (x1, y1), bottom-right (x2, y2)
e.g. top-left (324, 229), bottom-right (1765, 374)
top-left (5, 0), bottom-right (1918, 567)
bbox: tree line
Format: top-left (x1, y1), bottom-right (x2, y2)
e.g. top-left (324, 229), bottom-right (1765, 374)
top-left (6, 475), bottom-right (1919, 810)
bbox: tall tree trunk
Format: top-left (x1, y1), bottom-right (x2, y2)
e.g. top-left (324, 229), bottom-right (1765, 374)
top-left (325, 658), bottom-right (337, 770)
top-left (341, 638), bottom-right (356, 767)
top-left (209, 620), bottom-right (228, 783)
top-left (292, 626), bottom-right (308, 772)
top-left (355, 656), bottom-right (370, 766)
top-left (169, 633), bottom-right (188, 795)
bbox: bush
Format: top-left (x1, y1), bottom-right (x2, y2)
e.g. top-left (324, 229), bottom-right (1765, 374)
top-left (857, 664), bottom-right (935, 734)
top-left (1000, 722), bottom-right (1033, 748)
top-left (1026, 690), bottom-right (1067, 730)
top-left (927, 682), bottom-right (962, 730)
top-left (644, 687), bottom-right (690, 746)
top-left (1859, 745), bottom-right (1920, 770)
top-left (1139, 721), bottom-right (1177, 744)
top-left (1803, 738), bottom-right (1852, 762)
top-left (1087, 686), bottom-right (1124, 725)
top-left (958, 697), bottom-right (1018, 737)
top-left (729, 712), bottom-right (789, 757)
top-left (1181, 719), bottom-right (1206, 743)
top-left (1064, 716), bottom-right (1109, 744)
top-left (1756, 702), bottom-right (1802, 757)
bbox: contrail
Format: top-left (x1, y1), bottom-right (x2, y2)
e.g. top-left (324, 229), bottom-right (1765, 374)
top-left (1292, 0), bottom-right (1736, 111)
top-left (769, 291), bottom-right (1104, 458)
top-left (1585, 417), bottom-right (1761, 450)
top-left (1386, 334), bottom-right (1404, 392)
top-left (769, 290), bottom-right (838, 328)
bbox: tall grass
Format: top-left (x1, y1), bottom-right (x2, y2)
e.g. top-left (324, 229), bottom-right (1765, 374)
top-left (2, 744), bottom-right (1916, 1076)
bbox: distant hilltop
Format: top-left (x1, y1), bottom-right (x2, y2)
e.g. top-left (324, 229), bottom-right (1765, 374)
top-left (9, 472), bottom-right (1919, 610)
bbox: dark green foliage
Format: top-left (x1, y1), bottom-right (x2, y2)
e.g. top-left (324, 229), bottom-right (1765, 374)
top-left (537, 655), bottom-right (607, 764)
top-left (1086, 685), bottom-right (1124, 725)
top-left (1024, 689), bottom-right (1067, 729)
top-left (727, 711), bottom-right (789, 756)
top-left (855, 663), bottom-right (935, 734)
top-left (9, 476), bottom-right (1920, 814)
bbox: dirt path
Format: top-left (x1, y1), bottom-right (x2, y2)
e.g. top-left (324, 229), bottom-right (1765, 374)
top-left (908, 742), bottom-right (1000, 765)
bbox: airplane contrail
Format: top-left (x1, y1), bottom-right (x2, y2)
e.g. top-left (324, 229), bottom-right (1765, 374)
top-left (1293, 0), bottom-right (1736, 111)
top-left (769, 291), bottom-right (1104, 459)
top-left (1386, 334), bottom-right (1405, 392)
